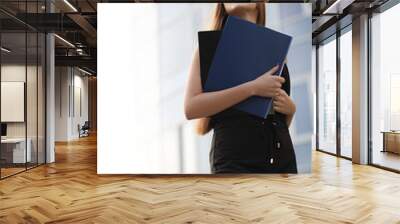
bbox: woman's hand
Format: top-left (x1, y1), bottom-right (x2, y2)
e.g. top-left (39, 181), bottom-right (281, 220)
top-left (273, 89), bottom-right (296, 116)
top-left (249, 65), bottom-right (285, 98)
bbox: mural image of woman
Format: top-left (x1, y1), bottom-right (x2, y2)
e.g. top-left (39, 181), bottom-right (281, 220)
top-left (184, 3), bottom-right (297, 173)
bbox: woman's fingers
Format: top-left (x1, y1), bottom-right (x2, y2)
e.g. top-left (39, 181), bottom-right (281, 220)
top-left (274, 82), bottom-right (282, 88)
top-left (273, 89), bottom-right (296, 115)
top-left (271, 75), bottom-right (285, 85)
top-left (273, 102), bottom-right (284, 108)
top-left (273, 99), bottom-right (284, 106)
top-left (274, 92), bottom-right (285, 101)
top-left (267, 65), bottom-right (280, 75)
top-left (274, 104), bottom-right (289, 114)
top-left (278, 88), bottom-right (288, 96)
top-left (273, 105), bottom-right (283, 113)
top-left (275, 89), bottom-right (288, 99)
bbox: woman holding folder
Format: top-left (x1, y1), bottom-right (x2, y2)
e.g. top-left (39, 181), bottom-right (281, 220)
top-left (184, 3), bottom-right (298, 173)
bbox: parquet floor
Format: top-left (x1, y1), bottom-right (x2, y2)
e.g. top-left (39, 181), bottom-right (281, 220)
top-left (1, 134), bottom-right (400, 223)
top-left (0, 167), bottom-right (26, 178)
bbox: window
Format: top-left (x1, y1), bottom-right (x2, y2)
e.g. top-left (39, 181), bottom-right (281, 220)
top-left (339, 27), bottom-right (352, 158)
top-left (317, 35), bottom-right (337, 154)
top-left (370, 3), bottom-right (400, 171)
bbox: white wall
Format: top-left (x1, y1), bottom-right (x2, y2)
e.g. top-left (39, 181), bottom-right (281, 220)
top-left (55, 67), bottom-right (89, 141)
top-left (1, 65), bottom-right (39, 138)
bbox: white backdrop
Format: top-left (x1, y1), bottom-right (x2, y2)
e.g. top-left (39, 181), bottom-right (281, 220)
top-left (1, 82), bottom-right (25, 122)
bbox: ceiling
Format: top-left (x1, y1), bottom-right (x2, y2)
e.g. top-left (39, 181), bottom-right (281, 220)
top-left (311, 0), bottom-right (392, 44)
top-left (0, 0), bottom-right (98, 74)
top-left (0, 0), bottom-right (395, 74)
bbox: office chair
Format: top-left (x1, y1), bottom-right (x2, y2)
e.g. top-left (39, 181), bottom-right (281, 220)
top-left (79, 121), bottom-right (90, 138)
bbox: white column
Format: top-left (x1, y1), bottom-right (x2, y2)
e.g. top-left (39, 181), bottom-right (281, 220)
top-left (352, 14), bottom-right (369, 164)
top-left (46, 33), bottom-right (55, 163)
top-left (45, 0), bottom-right (55, 163)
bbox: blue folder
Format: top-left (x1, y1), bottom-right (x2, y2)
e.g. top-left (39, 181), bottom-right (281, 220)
top-left (203, 16), bottom-right (292, 118)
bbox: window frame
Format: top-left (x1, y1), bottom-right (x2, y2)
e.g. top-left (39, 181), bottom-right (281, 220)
top-left (367, 0), bottom-right (400, 173)
top-left (315, 24), bottom-right (353, 161)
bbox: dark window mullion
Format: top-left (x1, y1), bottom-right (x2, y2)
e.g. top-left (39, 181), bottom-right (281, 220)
top-left (336, 29), bottom-right (341, 157)
top-left (44, 12), bottom-right (47, 164)
top-left (36, 0), bottom-right (39, 167)
top-left (0, 27), bottom-right (2, 179)
top-left (367, 11), bottom-right (373, 165)
top-left (316, 44), bottom-right (320, 150)
top-left (25, 0), bottom-right (28, 171)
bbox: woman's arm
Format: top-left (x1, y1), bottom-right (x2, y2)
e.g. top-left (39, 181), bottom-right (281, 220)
top-left (184, 48), bottom-right (284, 120)
top-left (285, 114), bottom-right (295, 127)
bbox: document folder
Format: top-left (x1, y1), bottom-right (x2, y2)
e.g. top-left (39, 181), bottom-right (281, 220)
top-left (202, 16), bottom-right (292, 118)
top-left (198, 30), bottom-right (221, 88)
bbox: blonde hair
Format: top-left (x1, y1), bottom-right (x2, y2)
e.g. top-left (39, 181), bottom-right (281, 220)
top-left (196, 2), bottom-right (266, 135)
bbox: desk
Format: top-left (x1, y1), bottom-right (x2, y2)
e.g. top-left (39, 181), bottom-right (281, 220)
top-left (382, 131), bottom-right (400, 154)
top-left (1, 138), bottom-right (31, 163)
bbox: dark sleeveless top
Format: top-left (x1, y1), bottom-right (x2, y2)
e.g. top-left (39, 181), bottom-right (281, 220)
top-left (201, 16), bottom-right (291, 129)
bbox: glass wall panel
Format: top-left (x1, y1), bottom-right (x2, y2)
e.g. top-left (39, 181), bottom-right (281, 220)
top-left (1, 31), bottom-right (28, 177)
top-left (339, 28), bottom-right (352, 158)
top-left (0, 1), bottom-right (46, 179)
top-left (312, 45), bottom-right (317, 150)
top-left (371, 4), bottom-right (400, 171)
top-left (26, 0), bottom-right (41, 169)
top-left (317, 35), bottom-right (337, 154)
top-left (38, 0), bottom-right (46, 165)
top-left (27, 31), bottom-right (38, 169)
top-left (38, 32), bottom-right (45, 165)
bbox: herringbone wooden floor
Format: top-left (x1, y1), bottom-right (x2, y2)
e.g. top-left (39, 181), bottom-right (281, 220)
top-left (1, 134), bottom-right (400, 224)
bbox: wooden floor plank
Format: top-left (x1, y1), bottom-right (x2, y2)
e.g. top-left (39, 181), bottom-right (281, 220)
top-left (0, 134), bottom-right (400, 223)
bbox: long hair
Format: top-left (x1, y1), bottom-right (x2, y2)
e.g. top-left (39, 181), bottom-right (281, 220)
top-left (196, 3), bottom-right (266, 135)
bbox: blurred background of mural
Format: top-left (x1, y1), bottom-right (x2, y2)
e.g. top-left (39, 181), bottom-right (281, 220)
top-left (98, 3), bottom-right (312, 174)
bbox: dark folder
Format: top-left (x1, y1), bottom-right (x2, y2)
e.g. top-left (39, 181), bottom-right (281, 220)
top-left (198, 30), bottom-right (221, 88)
top-left (201, 16), bottom-right (292, 118)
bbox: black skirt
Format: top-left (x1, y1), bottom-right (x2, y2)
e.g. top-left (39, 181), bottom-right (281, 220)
top-left (210, 114), bottom-right (297, 174)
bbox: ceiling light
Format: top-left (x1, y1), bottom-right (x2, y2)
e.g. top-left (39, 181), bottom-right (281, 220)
top-left (54, 34), bottom-right (75, 48)
top-left (322, 0), bottom-right (342, 14)
top-left (322, 0), bottom-right (355, 15)
top-left (78, 67), bottom-right (93, 76)
top-left (63, 0), bottom-right (78, 12)
top-left (1, 47), bottom-right (11, 53)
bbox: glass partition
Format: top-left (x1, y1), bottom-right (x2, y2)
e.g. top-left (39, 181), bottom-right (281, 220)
top-left (27, 30), bottom-right (38, 169)
top-left (27, 0), bottom-right (38, 168)
top-left (1, 31), bottom-right (28, 177)
top-left (0, 1), bottom-right (46, 179)
top-left (38, 32), bottom-right (45, 165)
